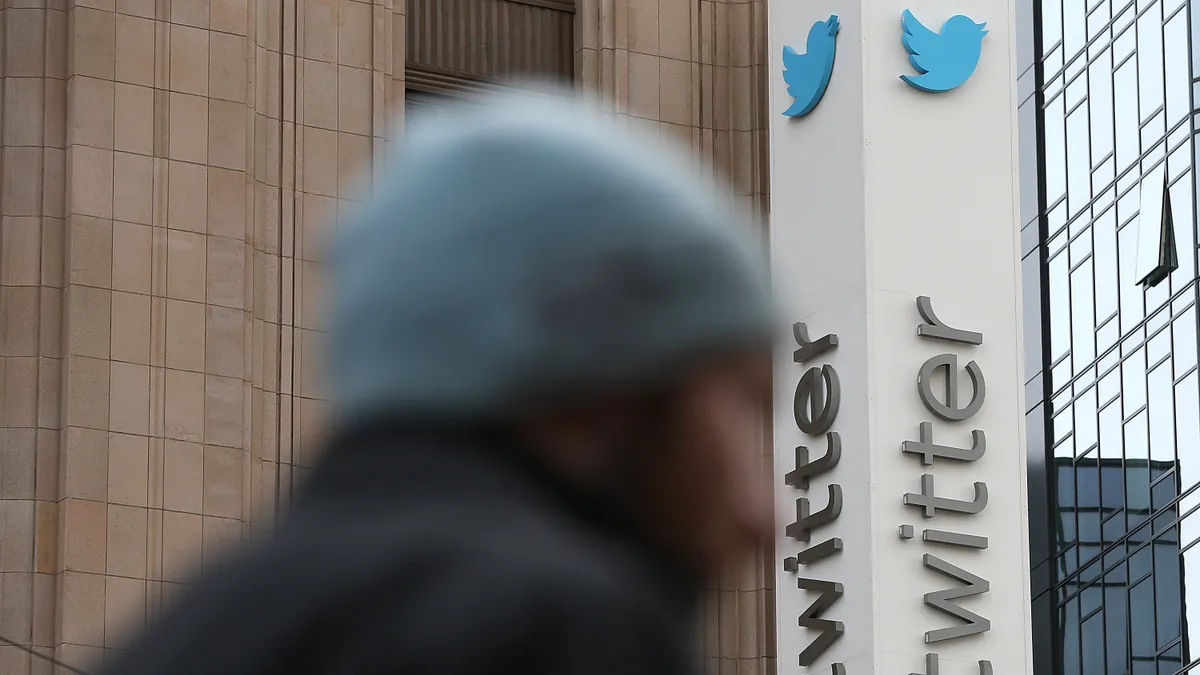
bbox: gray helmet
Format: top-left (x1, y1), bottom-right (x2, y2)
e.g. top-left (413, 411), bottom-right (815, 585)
top-left (327, 89), bottom-right (775, 424)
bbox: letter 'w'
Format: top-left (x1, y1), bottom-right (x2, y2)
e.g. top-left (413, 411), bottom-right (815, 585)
top-left (922, 554), bottom-right (991, 643)
top-left (796, 578), bottom-right (844, 666)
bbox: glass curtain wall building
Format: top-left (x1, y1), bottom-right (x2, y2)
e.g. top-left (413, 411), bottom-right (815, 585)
top-left (1023, 0), bottom-right (1200, 668)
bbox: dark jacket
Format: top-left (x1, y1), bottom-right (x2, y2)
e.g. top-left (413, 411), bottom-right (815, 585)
top-left (99, 424), bottom-right (700, 675)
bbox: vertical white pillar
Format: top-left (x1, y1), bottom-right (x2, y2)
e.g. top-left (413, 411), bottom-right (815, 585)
top-left (767, 0), bottom-right (1034, 671)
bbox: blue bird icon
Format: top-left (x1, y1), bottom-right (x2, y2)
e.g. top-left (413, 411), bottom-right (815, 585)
top-left (898, 9), bottom-right (987, 93)
top-left (782, 15), bottom-right (840, 117)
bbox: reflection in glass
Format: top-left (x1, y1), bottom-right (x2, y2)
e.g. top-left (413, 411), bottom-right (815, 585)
top-left (1155, 531), bottom-right (1182, 648)
top-left (1132, 576), bottom-right (1156, 668)
top-left (1032, 0), bottom-right (1196, 666)
top-left (1108, 572), bottom-right (1130, 671)
top-left (1055, 458), bottom-right (1182, 674)
top-left (1184, 544), bottom-right (1200, 663)
top-left (1084, 610), bottom-right (1107, 674)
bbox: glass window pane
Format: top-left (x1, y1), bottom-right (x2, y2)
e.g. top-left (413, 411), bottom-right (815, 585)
top-left (1176, 372), bottom-right (1200, 493)
top-left (1148, 328), bottom-right (1172, 367)
top-left (1094, 207), bottom-right (1118, 320)
top-left (1154, 535), bottom-right (1182, 648)
top-left (1124, 348), bottom-right (1148, 415)
top-left (1101, 356), bottom-right (1122, 401)
top-left (1184, 507), bottom-right (1200, 548)
top-left (1130, 575), bottom-right (1157, 666)
top-left (1183, 543), bottom-right (1200, 660)
top-left (1135, 5), bottom-right (1164, 123)
top-left (1157, 643), bottom-right (1181, 675)
top-left (1068, 104), bottom-right (1093, 216)
top-left (1118, 217), bottom-right (1146, 331)
top-left (1052, 251), bottom-right (1072, 359)
top-left (1114, 59), bottom-right (1138, 173)
top-left (1115, 16), bottom-right (1137, 61)
top-left (1045, 0), bottom-right (1064, 54)
top-left (1174, 309), bottom-right (1197, 378)
top-left (1164, 11), bottom-right (1188, 125)
top-left (1073, 258), bottom-right (1097, 367)
top-left (1132, 540), bottom-right (1154, 576)
top-left (1082, 609), bottom-right (1106, 675)
top-left (1170, 140), bottom-right (1190, 182)
top-left (1101, 397), bottom-right (1123, 461)
top-left (1168, 176), bottom-right (1194, 282)
top-left (1129, 413), bottom-right (1152, 513)
top-left (1078, 385), bottom-right (1099, 452)
top-left (1061, 595), bottom-right (1083, 675)
top-left (1151, 474), bottom-right (1177, 511)
top-left (1064, 0), bottom-right (1087, 57)
top-left (1148, 361), bottom-right (1176, 464)
top-left (1088, 0), bottom-right (1111, 40)
top-left (1047, 94), bottom-right (1068, 203)
top-left (1057, 405), bottom-right (1077, 445)
top-left (1094, 155), bottom-right (1117, 199)
top-left (1141, 115), bottom-right (1166, 163)
top-left (1067, 72), bottom-right (1088, 111)
top-left (1193, 0), bottom-right (1200, 75)
top-left (1089, 49), bottom-right (1115, 162)
top-left (1106, 572), bottom-right (1129, 673)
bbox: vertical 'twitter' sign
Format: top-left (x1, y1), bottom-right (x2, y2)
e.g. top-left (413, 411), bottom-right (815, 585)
top-left (767, 0), bottom-right (1033, 666)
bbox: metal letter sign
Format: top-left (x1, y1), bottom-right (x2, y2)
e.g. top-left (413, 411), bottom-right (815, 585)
top-left (787, 432), bottom-right (842, 490)
top-left (922, 555), bottom-right (992, 642)
top-left (795, 365), bottom-right (841, 434)
top-left (788, 323), bottom-right (846, 672)
top-left (917, 353), bottom-right (986, 421)
top-left (900, 298), bottom-right (993, 657)
top-left (788, 485), bottom-right (844, 541)
top-left (797, 578), bottom-right (846, 666)
top-left (904, 474), bottom-right (988, 517)
top-left (902, 421), bottom-right (986, 465)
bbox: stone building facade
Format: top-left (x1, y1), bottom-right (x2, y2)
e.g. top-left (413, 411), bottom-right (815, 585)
top-left (0, 0), bottom-right (774, 673)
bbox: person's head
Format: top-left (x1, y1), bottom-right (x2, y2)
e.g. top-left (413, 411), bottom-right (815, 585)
top-left (516, 346), bottom-right (773, 579)
top-left (328, 88), bottom-right (777, 579)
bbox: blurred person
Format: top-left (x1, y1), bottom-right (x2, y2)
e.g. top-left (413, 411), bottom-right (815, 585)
top-left (100, 90), bottom-right (776, 675)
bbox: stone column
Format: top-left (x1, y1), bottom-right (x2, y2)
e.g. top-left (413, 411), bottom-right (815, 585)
top-left (0, 0), bottom-right (402, 670)
top-left (766, 0), bottom-right (1033, 673)
top-left (0, 0), bottom-right (69, 671)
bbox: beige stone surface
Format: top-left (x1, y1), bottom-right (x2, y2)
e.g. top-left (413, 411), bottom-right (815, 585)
top-left (1, 0), bottom-right (771, 671)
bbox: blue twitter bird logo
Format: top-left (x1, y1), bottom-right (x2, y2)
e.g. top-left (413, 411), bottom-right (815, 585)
top-left (782, 15), bottom-right (840, 117)
top-left (899, 9), bottom-right (987, 93)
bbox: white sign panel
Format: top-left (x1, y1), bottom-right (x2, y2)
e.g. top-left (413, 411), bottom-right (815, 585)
top-left (767, 0), bottom-right (1035, 670)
